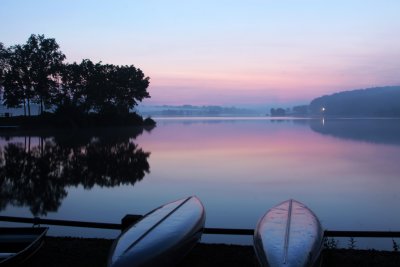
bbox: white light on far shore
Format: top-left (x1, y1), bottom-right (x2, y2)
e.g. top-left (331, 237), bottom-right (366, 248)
top-left (322, 107), bottom-right (326, 112)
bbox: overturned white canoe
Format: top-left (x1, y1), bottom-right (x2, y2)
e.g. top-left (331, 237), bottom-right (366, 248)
top-left (254, 199), bottom-right (323, 267)
top-left (108, 196), bottom-right (205, 267)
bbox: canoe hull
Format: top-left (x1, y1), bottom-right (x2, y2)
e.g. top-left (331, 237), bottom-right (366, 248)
top-left (108, 196), bottom-right (205, 267)
top-left (254, 199), bottom-right (323, 267)
top-left (0, 227), bottom-right (48, 266)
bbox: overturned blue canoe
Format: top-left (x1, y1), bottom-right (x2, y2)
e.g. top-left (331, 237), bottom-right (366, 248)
top-left (108, 196), bottom-right (205, 267)
top-left (254, 199), bottom-right (323, 267)
top-left (0, 227), bottom-right (48, 266)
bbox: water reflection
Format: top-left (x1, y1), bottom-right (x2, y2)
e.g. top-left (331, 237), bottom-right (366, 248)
top-left (309, 119), bottom-right (400, 146)
top-left (0, 127), bottom-right (151, 216)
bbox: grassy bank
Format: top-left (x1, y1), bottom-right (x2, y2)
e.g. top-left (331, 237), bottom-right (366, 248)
top-left (23, 237), bottom-right (400, 267)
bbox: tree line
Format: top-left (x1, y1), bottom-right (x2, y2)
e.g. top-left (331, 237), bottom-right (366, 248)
top-left (268, 86), bottom-right (400, 117)
top-left (0, 34), bottom-right (150, 118)
top-left (309, 86), bottom-right (400, 117)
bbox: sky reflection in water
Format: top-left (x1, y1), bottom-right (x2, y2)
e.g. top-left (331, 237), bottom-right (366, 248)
top-left (1, 118), bottom-right (399, 249)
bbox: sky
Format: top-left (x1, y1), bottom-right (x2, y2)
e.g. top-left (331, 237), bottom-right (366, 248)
top-left (1, 0), bottom-right (400, 107)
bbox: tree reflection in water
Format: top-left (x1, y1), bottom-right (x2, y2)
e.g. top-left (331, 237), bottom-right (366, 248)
top-left (309, 118), bottom-right (400, 146)
top-left (0, 128), bottom-right (151, 216)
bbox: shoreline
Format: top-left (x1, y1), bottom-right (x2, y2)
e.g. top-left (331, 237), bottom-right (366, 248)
top-left (23, 236), bottom-right (400, 267)
top-left (0, 113), bottom-right (156, 129)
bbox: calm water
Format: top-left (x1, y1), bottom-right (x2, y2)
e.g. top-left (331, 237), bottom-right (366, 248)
top-left (1, 117), bottom-right (400, 250)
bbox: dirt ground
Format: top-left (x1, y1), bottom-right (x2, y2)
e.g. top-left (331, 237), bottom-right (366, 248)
top-left (23, 237), bottom-right (400, 267)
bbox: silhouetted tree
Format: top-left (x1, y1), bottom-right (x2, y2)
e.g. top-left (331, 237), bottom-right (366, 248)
top-left (2, 44), bottom-right (34, 115)
top-left (25, 34), bottom-right (66, 114)
top-left (55, 59), bottom-right (93, 116)
top-left (2, 35), bottom-right (65, 116)
top-left (86, 63), bottom-right (150, 116)
top-left (57, 60), bottom-right (150, 117)
top-left (2, 34), bottom-right (152, 124)
top-left (0, 42), bottom-right (9, 87)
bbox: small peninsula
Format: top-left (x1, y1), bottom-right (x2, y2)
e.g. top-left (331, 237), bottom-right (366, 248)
top-left (0, 34), bottom-right (155, 128)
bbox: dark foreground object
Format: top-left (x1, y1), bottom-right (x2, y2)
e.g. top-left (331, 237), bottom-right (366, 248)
top-left (19, 237), bottom-right (400, 267)
top-left (0, 227), bottom-right (48, 266)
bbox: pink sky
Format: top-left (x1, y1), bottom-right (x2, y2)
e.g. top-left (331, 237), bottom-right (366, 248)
top-left (2, 0), bottom-right (400, 106)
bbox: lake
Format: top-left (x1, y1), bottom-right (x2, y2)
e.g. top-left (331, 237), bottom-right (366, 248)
top-left (1, 117), bottom-right (400, 250)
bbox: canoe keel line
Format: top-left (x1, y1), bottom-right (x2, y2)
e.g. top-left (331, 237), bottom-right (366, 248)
top-left (121, 196), bottom-right (192, 255)
top-left (283, 199), bottom-right (293, 264)
top-left (254, 199), bottom-right (324, 267)
top-left (107, 196), bottom-right (205, 267)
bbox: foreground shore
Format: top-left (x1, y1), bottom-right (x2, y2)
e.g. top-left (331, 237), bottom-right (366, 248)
top-left (22, 237), bottom-right (400, 267)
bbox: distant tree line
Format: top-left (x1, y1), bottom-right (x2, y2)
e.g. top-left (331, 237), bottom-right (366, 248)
top-left (269, 106), bottom-right (309, 117)
top-left (146, 105), bottom-right (259, 116)
top-left (309, 86), bottom-right (400, 117)
top-left (268, 86), bottom-right (400, 117)
top-left (0, 34), bottom-right (150, 121)
top-left (269, 108), bottom-right (287, 116)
